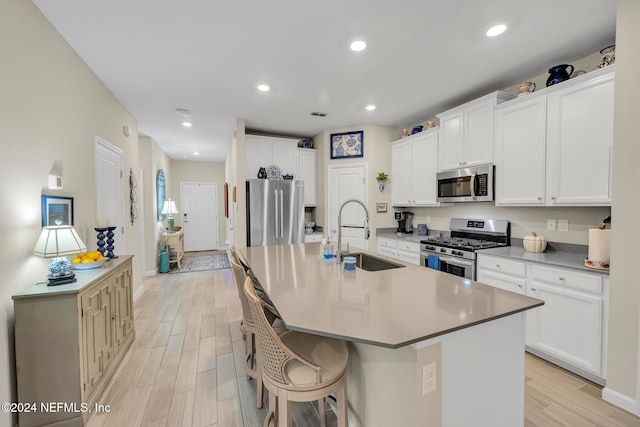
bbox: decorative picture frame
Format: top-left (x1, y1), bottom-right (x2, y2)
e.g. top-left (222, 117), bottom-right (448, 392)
top-left (41, 195), bottom-right (74, 226)
top-left (224, 183), bottom-right (229, 218)
top-left (156, 169), bottom-right (166, 221)
top-left (330, 130), bottom-right (364, 159)
top-left (376, 202), bottom-right (387, 213)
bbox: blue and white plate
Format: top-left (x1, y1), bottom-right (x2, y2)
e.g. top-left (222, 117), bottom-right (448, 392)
top-left (266, 165), bottom-right (281, 179)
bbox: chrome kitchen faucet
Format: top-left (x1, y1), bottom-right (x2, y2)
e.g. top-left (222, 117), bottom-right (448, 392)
top-left (337, 198), bottom-right (370, 261)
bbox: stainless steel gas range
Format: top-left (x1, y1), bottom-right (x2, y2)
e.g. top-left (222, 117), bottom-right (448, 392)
top-left (420, 218), bottom-right (510, 280)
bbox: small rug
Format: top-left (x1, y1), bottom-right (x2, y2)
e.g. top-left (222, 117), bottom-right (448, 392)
top-left (169, 253), bottom-right (230, 273)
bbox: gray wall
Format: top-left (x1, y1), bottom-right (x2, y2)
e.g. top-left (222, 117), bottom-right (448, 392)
top-left (606, 0), bottom-right (640, 407)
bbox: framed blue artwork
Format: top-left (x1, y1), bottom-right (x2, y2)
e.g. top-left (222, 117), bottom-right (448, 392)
top-left (41, 195), bottom-right (74, 226)
top-left (330, 130), bottom-right (364, 159)
top-left (156, 169), bottom-right (166, 221)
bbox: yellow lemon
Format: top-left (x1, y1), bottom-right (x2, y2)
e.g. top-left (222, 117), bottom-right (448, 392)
top-left (87, 251), bottom-right (101, 260)
top-left (71, 257), bottom-right (82, 264)
top-left (81, 259), bottom-right (93, 263)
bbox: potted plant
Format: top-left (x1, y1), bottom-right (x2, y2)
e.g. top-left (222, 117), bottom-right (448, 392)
top-left (376, 172), bottom-right (389, 192)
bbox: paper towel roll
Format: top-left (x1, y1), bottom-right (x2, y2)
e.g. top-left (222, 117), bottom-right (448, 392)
top-left (588, 229), bottom-right (611, 262)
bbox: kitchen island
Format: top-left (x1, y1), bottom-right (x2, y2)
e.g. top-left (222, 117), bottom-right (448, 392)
top-left (240, 243), bottom-right (543, 426)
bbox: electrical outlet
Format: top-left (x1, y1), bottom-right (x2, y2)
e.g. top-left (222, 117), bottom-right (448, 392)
top-left (547, 219), bottom-right (556, 231)
top-left (422, 362), bottom-right (437, 395)
top-left (558, 220), bottom-right (569, 232)
top-left (424, 215), bottom-right (431, 223)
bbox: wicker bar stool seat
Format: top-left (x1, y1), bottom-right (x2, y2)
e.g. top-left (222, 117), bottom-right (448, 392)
top-left (229, 246), bottom-right (287, 409)
top-left (244, 276), bottom-right (349, 427)
top-left (229, 250), bottom-right (263, 408)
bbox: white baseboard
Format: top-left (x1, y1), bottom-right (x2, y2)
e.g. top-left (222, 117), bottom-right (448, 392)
top-left (133, 285), bottom-right (144, 301)
top-left (602, 387), bottom-right (638, 415)
top-left (143, 269), bottom-right (158, 276)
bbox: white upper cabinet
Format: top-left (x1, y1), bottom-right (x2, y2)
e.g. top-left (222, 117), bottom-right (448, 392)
top-left (495, 96), bottom-right (548, 205)
top-left (546, 68), bottom-right (614, 205)
top-left (245, 135), bottom-right (299, 179)
top-left (391, 128), bottom-right (439, 206)
top-left (297, 148), bottom-right (317, 206)
top-left (437, 92), bottom-right (514, 171)
top-left (495, 67), bottom-right (614, 206)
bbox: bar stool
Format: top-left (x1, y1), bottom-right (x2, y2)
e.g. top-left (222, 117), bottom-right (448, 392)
top-left (229, 251), bottom-right (263, 408)
top-left (244, 276), bottom-right (349, 427)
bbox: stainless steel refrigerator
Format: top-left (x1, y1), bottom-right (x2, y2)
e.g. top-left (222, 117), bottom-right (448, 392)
top-left (246, 179), bottom-right (305, 246)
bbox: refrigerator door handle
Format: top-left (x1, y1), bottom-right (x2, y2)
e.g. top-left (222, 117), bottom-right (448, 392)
top-left (280, 190), bottom-right (284, 239)
top-left (274, 189), bottom-right (279, 240)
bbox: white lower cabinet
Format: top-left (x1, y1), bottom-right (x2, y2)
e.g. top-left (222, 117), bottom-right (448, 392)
top-left (526, 265), bottom-right (603, 378)
top-left (477, 254), bottom-right (526, 295)
top-left (377, 237), bottom-right (420, 265)
top-left (304, 233), bottom-right (322, 243)
top-left (476, 253), bottom-right (606, 382)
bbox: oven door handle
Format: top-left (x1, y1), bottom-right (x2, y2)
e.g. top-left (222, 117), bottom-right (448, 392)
top-left (438, 255), bottom-right (473, 268)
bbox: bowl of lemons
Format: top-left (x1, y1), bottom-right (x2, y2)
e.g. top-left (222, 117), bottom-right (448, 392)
top-left (71, 251), bottom-right (107, 271)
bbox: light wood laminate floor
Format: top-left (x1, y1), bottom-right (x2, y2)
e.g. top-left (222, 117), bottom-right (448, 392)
top-left (87, 266), bottom-right (640, 427)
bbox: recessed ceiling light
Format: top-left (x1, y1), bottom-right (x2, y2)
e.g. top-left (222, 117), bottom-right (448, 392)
top-left (256, 83), bottom-right (270, 92)
top-left (350, 40), bottom-right (367, 52)
top-left (182, 121), bottom-right (192, 127)
top-left (486, 24), bottom-right (507, 37)
top-left (193, 152), bottom-right (199, 156)
top-left (366, 105), bottom-right (376, 111)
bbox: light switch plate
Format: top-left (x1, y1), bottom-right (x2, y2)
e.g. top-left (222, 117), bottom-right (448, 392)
top-left (547, 219), bottom-right (556, 231)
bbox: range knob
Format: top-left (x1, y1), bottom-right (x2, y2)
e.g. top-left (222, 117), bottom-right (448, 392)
top-left (440, 248), bottom-right (446, 253)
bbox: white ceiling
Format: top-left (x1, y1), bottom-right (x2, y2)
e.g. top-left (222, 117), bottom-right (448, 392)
top-left (33, 0), bottom-right (616, 163)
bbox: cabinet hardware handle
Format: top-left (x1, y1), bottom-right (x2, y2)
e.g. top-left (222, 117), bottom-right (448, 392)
top-left (559, 277), bottom-right (565, 281)
top-left (518, 284), bottom-right (523, 288)
top-left (531, 288), bottom-right (537, 291)
top-left (112, 316), bottom-right (116, 320)
top-left (496, 264), bottom-right (500, 268)
top-left (551, 196), bottom-right (556, 200)
top-left (537, 197), bottom-right (542, 201)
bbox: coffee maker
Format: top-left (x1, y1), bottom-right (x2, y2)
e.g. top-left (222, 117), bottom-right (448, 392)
top-left (404, 211), bottom-right (414, 233)
top-left (395, 211), bottom-right (414, 234)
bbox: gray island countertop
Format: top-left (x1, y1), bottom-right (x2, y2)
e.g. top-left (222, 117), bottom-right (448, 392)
top-left (240, 243), bottom-right (543, 349)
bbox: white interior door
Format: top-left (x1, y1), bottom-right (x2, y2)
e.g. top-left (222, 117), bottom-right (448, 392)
top-left (94, 136), bottom-right (125, 252)
top-left (328, 163), bottom-right (368, 251)
top-left (181, 182), bottom-right (218, 251)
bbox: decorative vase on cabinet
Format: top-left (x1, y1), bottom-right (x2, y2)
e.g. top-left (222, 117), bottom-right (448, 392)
top-left (546, 64), bottom-right (574, 87)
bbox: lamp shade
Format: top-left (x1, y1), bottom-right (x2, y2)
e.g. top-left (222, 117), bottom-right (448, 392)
top-left (33, 226), bottom-right (87, 258)
top-left (161, 199), bottom-right (179, 215)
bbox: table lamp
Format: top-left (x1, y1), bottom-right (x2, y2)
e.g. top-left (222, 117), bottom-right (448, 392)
top-left (33, 225), bottom-right (87, 286)
top-left (162, 198), bottom-right (179, 233)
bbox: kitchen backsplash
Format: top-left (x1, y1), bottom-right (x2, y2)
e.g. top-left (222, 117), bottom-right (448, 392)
top-left (400, 205), bottom-right (610, 246)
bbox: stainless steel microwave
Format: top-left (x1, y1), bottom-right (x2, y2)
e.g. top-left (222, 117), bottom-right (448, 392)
top-left (436, 165), bottom-right (495, 203)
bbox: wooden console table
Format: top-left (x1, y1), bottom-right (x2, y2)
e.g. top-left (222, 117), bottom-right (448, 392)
top-left (13, 256), bottom-right (135, 427)
top-left (163, 229), bottom-right (184, 269)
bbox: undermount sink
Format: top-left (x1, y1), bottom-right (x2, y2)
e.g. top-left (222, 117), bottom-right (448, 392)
top-left (345, 253), bottom-right (406, 271)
